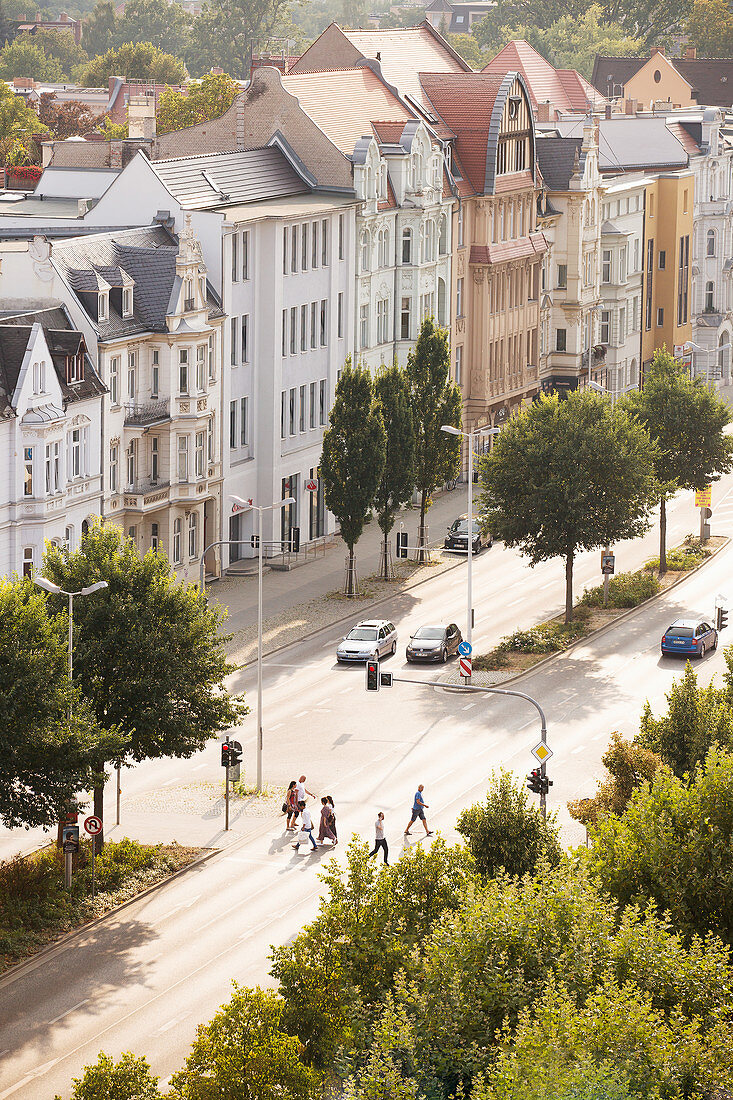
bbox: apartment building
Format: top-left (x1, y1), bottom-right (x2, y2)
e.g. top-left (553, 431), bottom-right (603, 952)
top-left (598, 176), bottom-right (646, 395)
top-left (641, 171), bottom-right (694, 370)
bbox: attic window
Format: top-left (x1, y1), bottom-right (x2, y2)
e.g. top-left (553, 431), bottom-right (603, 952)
top-left (98, 291), bottom-right (108, 321)
top-left (122, 287), bottom-right (133, 318)
top-left (184, 277), bottom-right (195, 311)
top-left (67, 351), bottom-right (84, 384)
top-left (653, 69), bottom-right (661, 83)
top-left (508, 95), bottom-right (520, 119)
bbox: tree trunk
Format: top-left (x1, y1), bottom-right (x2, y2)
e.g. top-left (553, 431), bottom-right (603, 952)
top-left (659, 494), bottom-right (667, 575)
top-left (418, 488), bottom-right (429, 562)
top-left (383, 529), bottom-right (389, 581)
top-left (347, 544), bottom-right (357, 597)
top-left (565, 550), bottom-right (574, 624)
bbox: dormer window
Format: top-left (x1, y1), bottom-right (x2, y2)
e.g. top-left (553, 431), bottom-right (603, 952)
top-left (122, 287), bottom-right (133, 318)
top-left (379, 164), bottom-right (388, 200)
top-left (66, 351), bottom-right (84, 384)
top-left (98, 292), bottom-right (108, 321)
top-left (32, 360), bottom-right (46, 394)
top-left (184, 277), bottom-right (194, 311)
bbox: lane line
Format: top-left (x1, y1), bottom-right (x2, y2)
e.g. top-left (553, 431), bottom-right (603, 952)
top-left (506, 596), bottom-right (524, 607)
top-left (160, 778), bottom-right (181, 787)
top-left (539, 580), bottom-right (556, 590)
top-left (48, 1000), bottom-right (89, 1026)
top-left (571, 745), bottom-right (586, 755)
top-left (270, 723), bottom-right (283, 732)
top-left (192, 764), bottom-right (207, 772)
top-left (294, 710), bottom-right (308, 719)
top-left (462, 702), bottom-right (476, 711)
top-left (155, 1014), bottom-right (188, 1035)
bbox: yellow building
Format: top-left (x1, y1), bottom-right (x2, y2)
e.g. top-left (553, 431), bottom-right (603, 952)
top-left (641, 171), bottom-right (693, 370)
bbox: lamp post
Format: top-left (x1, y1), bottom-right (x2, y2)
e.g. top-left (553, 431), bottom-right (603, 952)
top-left (588, 377), bottom-right (638, 405)
top-left (230, 494), bottom-right (295, 792)
top-left (441, 424), bottom-right (499, 680)
top-left (690, 341), bottom-right (724, 387)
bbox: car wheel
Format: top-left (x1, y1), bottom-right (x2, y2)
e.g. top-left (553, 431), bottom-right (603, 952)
top-left (488, 538), bottom-right (493, 549)
top-left (391, 640), bottom-right (396, 655)
top-left (441, 646), bottom-right (448, 663)
top-left (699, 642), bottom-right (706, 659)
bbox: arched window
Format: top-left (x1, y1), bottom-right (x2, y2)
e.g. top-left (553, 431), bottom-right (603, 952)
top-left (378, 227), bottom-right (390, 268)
top-left (705, 280), bottom-right (715, 311)
top-left (421, 220), bottom-right (435, 263)
top-left (439, 215), bottom-right (447, 255)
top-left (360, 231), bottom-right (370, 273)
top-left (707, 229), bottom-right (716, 256)
top-left (188, 512), bottom-right (197, 559)
top-left (402, 227), bottom-right (412, 265)
top-left (173, 518), bottom-right (182, 564)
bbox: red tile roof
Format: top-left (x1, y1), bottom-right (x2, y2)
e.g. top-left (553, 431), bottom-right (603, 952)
top-left (372, 120), bottom-right (407, 144)
top-left (667, 120), bottom-right (701, 156)
top-left (419, 71), bottom-right (506, 193)
top-left (338, 24), bottom-right (472, 105)
top-left (483, 40), bottom-right (605, 115)
top-left (470, 231), bottom-right (547, 264)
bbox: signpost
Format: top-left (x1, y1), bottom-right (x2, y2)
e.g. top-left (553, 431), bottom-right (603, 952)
top-left (84, 815), bottom-right (102, 898)
top-left (695, 485), bottom-right (713, 541)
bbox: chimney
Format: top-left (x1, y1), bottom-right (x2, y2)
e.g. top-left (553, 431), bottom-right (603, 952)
top-left (684, 46), bottom-right (696, 60)
top-left (650, 46), bottom-right (665, 55)
top-left (536, 99), bottom-right (552, 122)
top-left (128, 94), bottom-right (156, 141)
top-left (605, 103), bottom-right (612, 119)
top-left (624, 97), bottom-right (637, 114)
top-left (60, 11), bottom-right (68, 20)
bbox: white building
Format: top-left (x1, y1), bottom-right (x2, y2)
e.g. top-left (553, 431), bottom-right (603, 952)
top-left (0, 307), bottom-right (104, 579)
top-left (599, 175), bottom-right (645, 395)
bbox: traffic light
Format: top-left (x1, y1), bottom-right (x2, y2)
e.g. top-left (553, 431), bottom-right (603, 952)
top-left (396, 531), bottom-right (408, 559)
top-left (716, 606), bottom-right (728, 631)
top-left (380, 672), bottom-right (393, 687)
top-left (290, 527), bottom-right (300, 554)
top-left (366, 659), bottom-right (380, 691)
top-left (540, 774), bottom-right (553, 796)
top-left (221, 741), bottom-right (231, 768)
top-left (250, 534), bottom-right (259, 549)
top-left (229, 740), bottom-right (242, 768)
top-left (526, 768), bottom-right (542, 794)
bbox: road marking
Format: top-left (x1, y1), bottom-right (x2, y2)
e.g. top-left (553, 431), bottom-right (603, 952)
top-left (48, 1000), bottom-right (88, 1025)
top-left (270, 723), bottom-right (283, 731)
top-left (294, 710), bottom-right (308, 719)
top-left (571, 745), bottom-right (585, 754)
top-left (313, 708), bottom-right (331, 713)
top-left (476, 738), bottom-right (499, 756)
top-left (0, 1060), bottom-right (60, 1099)
top-left (462, 702), bottom-right (476, 711)
top-left (155, 1013), bottom-right (188, 1035)
top-left (517, 718), bottom-right (534, 731)
top-left (161, 777), bottom-right (181, 787)
top-left (192, 764), bottom-right (208, 772)
top-left (157, 894), bottom-right (201, 923)
top-left (591, 732), bottom-right (606, 741)
top-left (338, 686), bottom-right (352, 695)
top-left (539, 580), bottom-right (555, 590)
top-left (316, 697), bottom-right (331, 705)
top-left (507, 596), bottom-right (525, 607)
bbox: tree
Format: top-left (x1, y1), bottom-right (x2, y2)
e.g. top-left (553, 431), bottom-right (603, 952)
top-left (54, 1052), bottom-right (162, 1100)
top-left (445, 32), bottom-right (486, 66)
top-left (601, 0), bottom-right (693, 48)
top-left (81, 0), bottom-right (117, 60)
top-left (42, 521), bottom-right (246, 842)
top-left (568, 729), bottom-right (665, 827)
top-left (534, 4), bottom-right (641, 79)
top-left (167, 985), bottom-right (322, 1099)
top-left (0, 578), bottom-right (115, 830)
top-left (480, 388), bottom-right (657, 623)
top-left (624, 347), bottom-right (733, 573)
top-left (30, 28), bottom-right (88, 77)
top-left (79, 41), bottom-right (187, 87)
top-left (685, 0), bottom-right (733, 56)
top-left (320, 360), bottom-right (385, 595)
top-left (373, 362), bottom-right (415, 579)
top-left (116, 0), bottom-right (191, 56)
top-left (456, 769), bottom-right (562, 879)
top-left (0, 79), bottom-right (47, 149)
top-left (588, 745), bottom-right (733, 944)
top-left (38, 93), bottom-right (103, 139)
top-left (0, 37), bottom-right (65, 80)
top-left (157, 71), bottom-right (239, 134)
top-left (187, 0), bottom-right (291, 79)
top-left (405, 318), bottom-right (461, 555)
top-left (635, 661), bottom-right (733, 778)
top-left (0, 0), bottom-right (16, 47)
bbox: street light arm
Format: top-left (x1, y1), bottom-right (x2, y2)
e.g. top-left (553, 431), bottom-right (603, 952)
top-left (34, 576), bottom-right (62, 594)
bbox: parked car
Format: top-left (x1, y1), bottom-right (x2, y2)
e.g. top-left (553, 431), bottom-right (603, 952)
top-left (406, 623), bottom-right (462, 663)
top-left (336, 619), bottom-right (397, 663)
top-left (444, 514), bottom-right (492, 555)
top-left (661, 617), bottom-right (718, 658)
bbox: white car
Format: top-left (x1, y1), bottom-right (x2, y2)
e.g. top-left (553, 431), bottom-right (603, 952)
top-left (336, 619), bottom-right (397, 663)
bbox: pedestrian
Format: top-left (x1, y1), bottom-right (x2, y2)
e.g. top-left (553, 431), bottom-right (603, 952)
top-left (317, 796), bottom-right (336, 844)
top-left (292, 801), bottom-right (317, 852)
top-left (369, 812), bottom-right (389, 865)
top-left (326, 794), bottom-right (338, 844)
top-left (284, 780), bottom-right (299, 830)
top-left (404, 784), bottom-right (432, 837)
top-left (296, 774), bottom-right (314, 804)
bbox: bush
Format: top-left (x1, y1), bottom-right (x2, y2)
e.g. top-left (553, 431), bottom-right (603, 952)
top-left (580, 569), bottom-right (659, 609)
top-left (496, 615), bottom-right (588, 654)
top-left (644, 545), bottom-right (706, 572)
top-left (568, 731), bottom-right (666, 827)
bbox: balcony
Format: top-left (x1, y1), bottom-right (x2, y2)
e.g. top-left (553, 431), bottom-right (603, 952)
top-left (123, 479), bottom-right (171, 512)
top-left (124, 397), bottom-right (171, 426)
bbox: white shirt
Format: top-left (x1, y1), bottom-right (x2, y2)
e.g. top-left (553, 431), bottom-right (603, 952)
top-left (375, 818), bottom-right (384, 840)
top-left (296, 781), bottom-right (306, 802)
top-left (301, 809), bottom-right (313, 831)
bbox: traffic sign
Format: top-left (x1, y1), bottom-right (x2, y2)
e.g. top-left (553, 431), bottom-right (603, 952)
top-left (305, 478), bottom-right (318, 492)
top-left (232, 499), bottom-right (252, 513)
top-left (458, 640), bottom-right (472, 656)
top-left (695, 486), bottom-right (712, 508)
top-left (459, 656), bottom-right (472, 677)
top-left (84, 815), bottom-right (103, 836)
top-left (531, 741), bottom-right (553, 764)
top-left (601, 553), bottom-right (615, 575)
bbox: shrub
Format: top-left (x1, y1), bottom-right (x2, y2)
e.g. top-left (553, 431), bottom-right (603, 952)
top-left (580, 570), bottom-right (659, 609)
top-left (644, 545), bottom-right (706, 572)
top-left (568, 731), bottom-right (666, 827)
top-left (496, 615), bottom-right (588, 654)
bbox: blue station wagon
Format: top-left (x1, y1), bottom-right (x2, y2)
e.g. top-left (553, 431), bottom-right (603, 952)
top-left (661, 618), bottom-right (718, 659)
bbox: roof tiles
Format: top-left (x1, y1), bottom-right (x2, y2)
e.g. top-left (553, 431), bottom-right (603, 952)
top-left (419, 71), bottom-right (507, 192)
top-left (484, 40), bottom-right (604, 114)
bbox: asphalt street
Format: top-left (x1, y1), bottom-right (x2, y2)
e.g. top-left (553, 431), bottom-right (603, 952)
top-left (1, 475), bottom-right (733, 1097)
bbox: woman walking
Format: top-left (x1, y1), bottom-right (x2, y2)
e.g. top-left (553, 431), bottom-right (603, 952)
top-left (317, 796), bottom-right (337, 845)
top-left (285, 780), bottom-right (299, 830)
top-left (327, 795), bottom-right (338, 845)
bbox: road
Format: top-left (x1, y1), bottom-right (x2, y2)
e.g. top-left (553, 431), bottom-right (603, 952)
top-left (1, 478), bottom-right (733, 1097)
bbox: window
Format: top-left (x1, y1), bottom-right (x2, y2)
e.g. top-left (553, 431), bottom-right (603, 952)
top-left (657, 307), bottom-right (664, 326)
top-left (320, 299), bottom-right (327, 346)
top-left (208, 414), bottom-right (214, 462)
top-left (291, 225), bottom-right (298, 273)
top-left (282, 310), bottom-right (287, 357)
top-left (32, 360), bottom-right (45, 394)
top-left (583, 252), bottom-right (592, 286)
top-left (301, 304), bottom-right (308, 352)
top-left (22, 547), bottom-right (33, 578)
top-left (600, 310), bottom-right (610, 344)
top-left (196, 345), bottom-right (205, 390)
top-left (195, 431), bottom-right (205, 477)
top-left (45, 444), bottom-right (51, 494)
top-left (376, 297), bottom-right (389, 344)
top-left (188, 512), bottom-right (197, 559)
top-left (177, 435), bottom-right (188, 481)
top-left (184, 277), bottom-right (194, 311)
top-left (173, 518), bottom-right (182, 564)
top-left (208, 335), bottom-right (215, 379)
top-left (127, 352), bottom-right (136, 400)
top-left (678, 234), bottom-right (689, 324)
top-left (65, 525), bottom-right (74, 551)
top-left (378, 228), bottom-right (389, 268)
top-left (109, 356), bottom-right (118, 404)
top-left (98, 292), bottom-right (108, 321)
top-left (242, 231), bottom-right (249, 280)
top-left (150, 348), bottom-right (159, 396)
top-left (360, 303), bottom-right (369, 349)
top-left (556, 328), bottom-right (567, 352)
top-left (619, 306), bottom-right (626, 341)
top-left (456, 277), bottom-right (464, 317)
top-left (302, 222), bottom-right (308, 270)
top-left (230, 317), bottom-right (238, 366)
top-left (633, 237), bottom-right (639, 272)
top-left (557, 264), bottom-right (567, 289)
top-left (319, 379), bottom-right (327, 425)
top-left (126, 438), bottom-right (136, 488)
top-left (151, 522), bottom-right (159, 553)
top-left (299, 384), bottom-right (306, 432)
top-left (658, 250), bottom-right (666, 270)
top-left (230, 399), bottom-right (237, 448)
top-left (288, 388), bottom-right (296, 436)
top-left (150, 436), bottom-right (158, 483)
top-left (312, 221), bottom-right (319, 268)
top-left (646, 238), bottom-right (654, 329)
top-left (455, 344), bottom-right (463, 386)
top-left (232, 233), bottom-right (238, 282)
top-left (620, 246), bottom-right (627, 283)
top-left (311, 302), bottom-right (317, 349)
top-left (281, 390), bottom-right (286, 439)
top-left (337, 292), bottom-right (344, 339)
top-left (683, 188), bottom-right (689, 214)
top-left (338, 214), bottom-right (344, 260)
top-left (240, 315), bottom-right (248, 363)
top-left (71, 429), bottom-right (83, 478)
top-left (602, 250), bottom-right (612, 283)
top-left (457, 204), bottom-right (464, 247)
top-left (290, 306), bottom-right (297, 354)
top-left (240, 397), bottom-right (248, 446)
top-left (23, 446), bottom-right (33, 496)
top-left (179, 349), bottom-right (189, 393)
top-left (402, 228), bottom-right (412, 265)
top-left (707, 228), bottom-right (716, 256)
top-left (309, 382), bottom-right (316, 429)
top-left (361, 231), bottom-right (370, 272)
top-left (401, 296), bottom-right (411, 340)
top-left (649, 192), bottom-right (655, 218)
top-left (283, 228), bottom-right (288, 274)
top-left (705, 280), bottom-right (715, 311)
top-left (322, 219), bottom-right (328, 265)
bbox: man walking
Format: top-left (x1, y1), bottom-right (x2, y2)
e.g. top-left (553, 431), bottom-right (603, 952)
top-left (296, 775), bottom-right (314, 804)
top-left (369, 811), bottom-right (389, 865)
top-left (292, 801), bottom-right (318, 852)
top-left (404, 784), bottom-right (432, 837)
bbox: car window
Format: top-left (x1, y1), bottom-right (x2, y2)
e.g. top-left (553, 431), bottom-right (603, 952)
top-left (695, 625), bottom-right (705, 636)
top-left (348, 627), bottom-right (378, 640)
top-left (668, 625), bottom-right (693, 637)
top-left (387, 623), bottom-right (395, 633)
top-left (702, 623), bottom-right (712, 632)
top-left (450, 519), bottom-right (468, 534)
top-left (379, 627), bottom-right (387, 639)
top-left (414, 626), bottom-right (445, 640)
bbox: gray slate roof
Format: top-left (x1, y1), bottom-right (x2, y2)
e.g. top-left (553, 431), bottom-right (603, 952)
top-left (152, 147), bottom-right (309, 211)
top-left (542, 117), bottom-right (687, 172)
top-left (592, 54), bottom-right (733, 109)
top-left (0, 310), bottom-right (105, 407)
top-left (536, 137), bottom-right (582, 190)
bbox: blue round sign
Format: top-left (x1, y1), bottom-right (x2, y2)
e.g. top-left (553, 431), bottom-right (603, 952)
top-left (458, 640), bottom-right (472, 656)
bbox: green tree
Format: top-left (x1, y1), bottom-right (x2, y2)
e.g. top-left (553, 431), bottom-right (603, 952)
top-left (157, 71), bottom-right (239, 134)
top-left (0, 37), bottom-right (64, 80)
top-left (168, 985), bottom-right (322, 1099)
top-left (31, 28), bottom-right (88, 76)
top-left (373, 362), bottom-right (415, 579)
top-left (568, 729), bottom-right (665, 827)
top-left (536, 4), bottom-right (641, 79)
top-left (685, 0), bottom-right (733, 56)
top-left (0, 0), bottom-right (16, 47)
top-left (320, 360), bottom-right (385, 595)
top-left (187, 0), bottom-right (290, 79)
top-left (0, 79), bottom-right (47, 148)
top-left (601, 0), bottom-right (692, 47)
top-left (54, 1051), bottom-right (162, 1100)
top-left (81, 0), bottom-right (117, 59)
top-left (0, 579), bottom-right (114, 830)
top-left (623, 347), bottom-right (733, 573)
top-left (38, 93), bottom-right (103, 138)
top-left (405, 318), bottom-right (461, 555)
top-left (116, 0), bottom-right (191, 56)
top-left (79, 41), bottom-right (187, 86)
top-left (588, 745), bottom-right (733, 944)
top-left (480, 388), bottom-right (657, 623)
top-left (445, 32), bottom-right (485, 67)
top-left (636, 661), bottom-right (733, 778)
top-left (457, 769), bottom-right (562, 879)
top-left (42, 521), bottom-right (246, 842)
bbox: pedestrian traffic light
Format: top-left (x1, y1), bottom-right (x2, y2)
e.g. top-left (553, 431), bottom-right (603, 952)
top-left (229, 740), bottom-right (242, 768)
top-left (540, 774), bottom-right (553, 796)
top-left (380, 672), bottom-right (393, 687)
top-left (716, 606), bottom-right (728, 631)
top-left (290, 527), bottom-right (300, 554)
top-left (250, 534), bottom-right (259, 549)
top-left (396, 531), bottom-right (408, 559)
top-left (366, 659), bottom-right (380, 691)
top-left (526, 768), bottom-right (542, 794)
top-left (221, 741), bottom-right (231, 768)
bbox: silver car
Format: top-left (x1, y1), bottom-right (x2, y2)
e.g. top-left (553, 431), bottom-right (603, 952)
top-left (336, 619), bottom-right (397, 663)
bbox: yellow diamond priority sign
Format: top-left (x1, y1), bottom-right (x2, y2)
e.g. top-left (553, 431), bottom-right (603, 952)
top-left (531, 741), bottom-right (553, 764)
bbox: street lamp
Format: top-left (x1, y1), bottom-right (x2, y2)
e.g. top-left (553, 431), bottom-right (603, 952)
top-left (34, 577), bottom-right (108, 684)
top-left (588, 377), bottom-right (638, 405)
top-left (230, 494), bottom-right (295, 792)
top-left (441, 424), bottom-right (500, 679)
top-left (689, 341), bottom-right (724, 387)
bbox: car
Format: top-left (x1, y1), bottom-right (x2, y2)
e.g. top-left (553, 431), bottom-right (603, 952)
top-left (336, 619), bottom-right (397, 663)
top-left (661, 617), bottom-right (718, 658)
top-left (406, 623), bottom-right (462, 663)
top-left (444, 514), bottom-right (492, 555)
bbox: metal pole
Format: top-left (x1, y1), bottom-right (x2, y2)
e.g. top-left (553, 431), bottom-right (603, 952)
top-left (256, 506), bottom-right (264, 792)
top-left (91, 835), bottom-right (96, 899)
top-left (466, 430), bottom-right (473, 683)
top-left (225, 764), bottom-right (229, 830)
top-left (64, 850), bottom-right (72, 889)
top-left (115, 764), bottom-right (121, 826)
top-left (67, 592), bottom-right (73, 718)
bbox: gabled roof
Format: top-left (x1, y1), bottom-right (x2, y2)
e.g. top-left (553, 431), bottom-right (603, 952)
top-left (0, 313), bottom-right (104, 406)
top-left (0, 326), bottom-right (33, 409)
top-left (591, 55), bottom-right (646, 98)
top-left (282, 67), bottom-right (414, 156)
top-left (591, 54), bottom-right (733, 108)
top-left (546, 116), bottom-right (688, 172)
top-left (484, 39), bottom-right (605, 113)
top-left (151, 147), bottom-right (309, 211)
top-left (536, 137), bottom-right (583, 190)
top-left (334, 23), bottom-right (471, 104)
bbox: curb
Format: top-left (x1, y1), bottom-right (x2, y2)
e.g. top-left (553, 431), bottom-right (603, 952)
top-left (0, 845), bottom-right (220, 990)
top-left (437, 537), bottom-right (730, 692)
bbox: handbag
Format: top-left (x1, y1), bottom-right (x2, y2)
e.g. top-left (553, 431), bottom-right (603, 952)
top-left (282, 801), bottom-right (288, 813)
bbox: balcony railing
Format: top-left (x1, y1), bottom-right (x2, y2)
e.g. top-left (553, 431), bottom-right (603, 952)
top-left (124, 397), bottom-right (171, 426)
